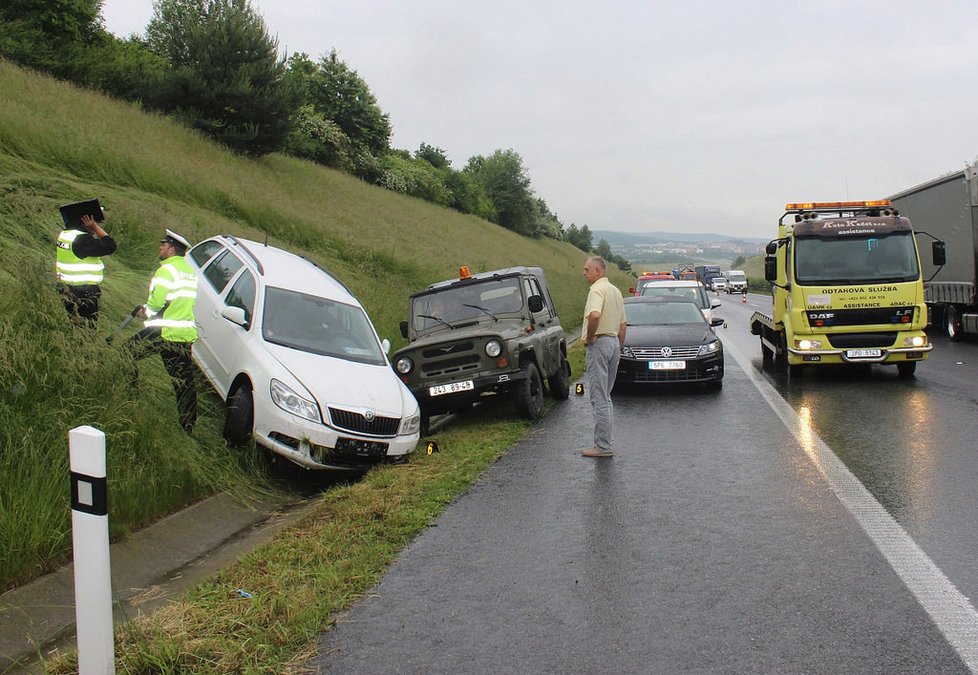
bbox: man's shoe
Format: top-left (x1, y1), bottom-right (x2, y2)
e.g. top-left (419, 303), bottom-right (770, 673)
top-left (581, 447), bottom-right (613, 458)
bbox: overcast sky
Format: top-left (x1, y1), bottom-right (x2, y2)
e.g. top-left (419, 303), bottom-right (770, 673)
top-left (99, 1), bottom-right (978, 239)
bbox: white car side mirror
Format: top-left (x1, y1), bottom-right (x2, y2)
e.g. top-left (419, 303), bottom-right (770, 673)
top-left (381, 338), bottom-right (391, 354)
top-left (222, 305), bottom-right (249, 328)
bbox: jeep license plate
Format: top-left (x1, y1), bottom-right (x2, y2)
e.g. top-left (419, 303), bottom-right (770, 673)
top-left (429, 380), bottom-right (474, 397)
top-left (650, 361), bottom-right (686, 370)
top-left (846, 349), bottom-right (882, 359)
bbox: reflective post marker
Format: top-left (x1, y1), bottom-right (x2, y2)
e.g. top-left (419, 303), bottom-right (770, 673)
top-left (69, 426), bottom-right (115, 674)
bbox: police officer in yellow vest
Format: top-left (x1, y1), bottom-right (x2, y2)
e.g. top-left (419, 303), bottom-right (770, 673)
top-left (56, 213), bottom-right (117, 327)
top-left (128, 229), bottom-right (199, 432)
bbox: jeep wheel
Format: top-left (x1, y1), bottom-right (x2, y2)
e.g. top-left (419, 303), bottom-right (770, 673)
top-left (548, 358), bottom-right (571, 400)
top-left (224, 385), bottom-right (254, 447)
top-left (515, 361), bottom-right (544, 420)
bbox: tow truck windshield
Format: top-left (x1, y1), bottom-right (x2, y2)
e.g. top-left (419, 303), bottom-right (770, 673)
top-left (793, 232), bottom-right (920, 285)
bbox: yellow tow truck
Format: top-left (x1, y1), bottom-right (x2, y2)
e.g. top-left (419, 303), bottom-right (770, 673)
top-left (749, 200), bottom-right (943, 378)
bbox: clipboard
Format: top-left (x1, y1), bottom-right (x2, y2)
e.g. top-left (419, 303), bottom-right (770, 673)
top-left (59, 199), bottom-right (104, 228)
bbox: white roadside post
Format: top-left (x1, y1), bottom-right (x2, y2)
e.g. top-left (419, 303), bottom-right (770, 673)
top-left (69, 426), bottom-right (115, 674)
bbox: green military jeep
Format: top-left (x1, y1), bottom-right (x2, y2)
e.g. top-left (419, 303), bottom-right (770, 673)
top-left (393, 266), bottom-right (571, 433)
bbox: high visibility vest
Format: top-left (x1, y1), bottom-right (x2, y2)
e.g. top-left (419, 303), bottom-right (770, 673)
top-left (56, 229), bottom-right (104, 285)
top-left (144, 255), bottom-right (198, 342)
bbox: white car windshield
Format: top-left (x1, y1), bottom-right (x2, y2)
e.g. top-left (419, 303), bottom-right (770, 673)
top-left (261, 287), bottom-right (385, 365)
top-left (626, 302), bottom-right (705, 326)
top-left (640, 285), bottom-right (707, 309)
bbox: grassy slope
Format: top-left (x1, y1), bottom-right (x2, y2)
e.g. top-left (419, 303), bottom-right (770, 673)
top-left (0, 58), bottom-right (632, 590)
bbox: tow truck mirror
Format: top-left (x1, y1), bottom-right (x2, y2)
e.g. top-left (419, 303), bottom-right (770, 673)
top-left (932, 240), bottom-right (946, 266)
top-left (764, 256), bottom-right (777, 282)
top-left (528, 295), bottom-right (544, 313)
top-left (765, 240), bottom-right (779, 255)
top-left (399, 321), bottom-right (408, 339)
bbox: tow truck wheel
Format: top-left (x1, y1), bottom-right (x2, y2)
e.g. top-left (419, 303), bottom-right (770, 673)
top-left (946, 305), bottom-right (962, 341)
top-left (774, 335), bottom-right (788, 372)
top-left (897, 362), bottom-right (917, 378)
top-left (515, 361), bottom-right (544, 420)
top-left (761, 341), bottom-right (773, 366)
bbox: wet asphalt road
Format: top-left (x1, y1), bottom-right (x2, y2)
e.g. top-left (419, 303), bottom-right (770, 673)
top-left (305, 293), bottom-right (977, 673)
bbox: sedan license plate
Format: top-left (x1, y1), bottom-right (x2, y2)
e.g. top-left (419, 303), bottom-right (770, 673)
top-left (334, 437), bottom-right (389, 458)
top-left (846, 348), bottom-right (882, 359)
top-left (429, 380), bottom-right (474, 397)
top-left (649, 360), bottom-right (686, 370)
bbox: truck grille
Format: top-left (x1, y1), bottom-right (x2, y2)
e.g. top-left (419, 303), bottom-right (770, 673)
top-left (328, 408), bottom-right (400, 436)
top-left (629, 346), bottom-right (701, 359)
top-left (806, 307), bottom-right (915, 327)
top-left (420, 354), bottom-right (481, 377)
top-left (826, 332), bottom-right (897, 348)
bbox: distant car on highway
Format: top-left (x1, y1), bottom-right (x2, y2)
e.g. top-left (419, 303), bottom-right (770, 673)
top-left (187, 235), bottom-right (421, 471)
top-left (638, 279), bottom-right (721, 324)
top-left (617, 296), bottom-right (725, 388)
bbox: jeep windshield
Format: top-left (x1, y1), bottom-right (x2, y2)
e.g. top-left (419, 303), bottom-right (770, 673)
top-left (793, 232), bottom-right (920, 285)
top-left (412, 277), bottom-right (523, 331)
top-left (261, 287), bottom-right (385, 365)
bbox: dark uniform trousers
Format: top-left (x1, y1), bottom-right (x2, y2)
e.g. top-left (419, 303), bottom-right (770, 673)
top-left (127, 327), bottom-right (197, 431)
top-left (59, 284), bottom-right (101, 329)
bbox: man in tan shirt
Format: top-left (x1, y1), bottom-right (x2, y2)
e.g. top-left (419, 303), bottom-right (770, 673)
top-left (581, 256), bottom-right (626, 458)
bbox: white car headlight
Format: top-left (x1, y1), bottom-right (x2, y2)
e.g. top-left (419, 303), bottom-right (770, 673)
top-left (396, 357), bottom-right (413, 374)
top-left (698, 340), bottom-right (720, 356)
top-left (485, 339), bottom-right (502, 357)
top-left (270, 379), bottom-right (321, 423)
top-left (400, 411), bottom-right (421, 435)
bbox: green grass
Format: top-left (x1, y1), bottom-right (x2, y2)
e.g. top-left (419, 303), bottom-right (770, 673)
top-left (0, 56), bottom-right (625, 666)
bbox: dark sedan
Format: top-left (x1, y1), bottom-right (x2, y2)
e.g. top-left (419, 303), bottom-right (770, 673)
top-left (617, 296), bottom-right (724, 388)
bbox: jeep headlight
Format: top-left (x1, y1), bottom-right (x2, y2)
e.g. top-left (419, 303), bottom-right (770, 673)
top-left (395, 357), bottom-right (414, 374)
top-left (796, 339), bottom-right (822, 350)
top-left (270, 379), bottom-right (321, 423)
top-left (400, 411), bottom-right (421, 435)
top-left (485, 339), bottom-right (502, 357)
top-left (698, 340), bottom-right (720, 356)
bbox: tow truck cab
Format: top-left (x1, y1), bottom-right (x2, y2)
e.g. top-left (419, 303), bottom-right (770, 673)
top-left (750, 199), bottom-right (939, 378)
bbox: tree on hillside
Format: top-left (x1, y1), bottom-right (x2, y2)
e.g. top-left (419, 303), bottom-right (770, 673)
top-left (565, 223), bottom-right (593, 252)
top-left (146, 0), bottom-right (298, 155)
top-left (464, 149), bottom-right (537, 236)
top-left (733, 255), bottom-right (746, 267)
top-left (303, 49), bottom-right (391, 177)
top-left (0, 0), bottom-right (102, 79)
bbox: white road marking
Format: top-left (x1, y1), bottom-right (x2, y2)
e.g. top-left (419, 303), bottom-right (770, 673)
top-left (725, 337), bottom-right (978, 672)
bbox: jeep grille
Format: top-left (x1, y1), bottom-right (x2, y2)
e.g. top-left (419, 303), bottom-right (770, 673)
top-left (422, 341), bottom-right (474, 358)
top-left (328, 408), bottom-right (400, 436)
top-left (421, 354), bottom-right (481, 378)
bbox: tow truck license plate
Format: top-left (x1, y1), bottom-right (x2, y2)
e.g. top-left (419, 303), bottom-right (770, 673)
top-left (650, 361), bottom-right (686, 370)
top-left (430, 380), bottom-right (474, 396)
top-left (846, 349), bottom-right (882, 359)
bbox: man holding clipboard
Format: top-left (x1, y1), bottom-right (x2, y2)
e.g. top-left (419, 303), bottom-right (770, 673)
top-left (55, 198), bottom-right (117, 328)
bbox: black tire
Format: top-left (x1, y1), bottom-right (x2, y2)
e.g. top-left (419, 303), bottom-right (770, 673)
top-left (897, 362), bottom-right (917, 378)
top-left (788, 363), bottom-right (804, 379)
top-left (946, 305), bottom-right (962, 341)
top-left (514, 360), bottom-right (544, 420)
top-left (547, 358), bottom-right (571, 400)
top-left (419, 411), bottom-right (431, 437)
top-left (223, 385), bottom-right (254, 447)
top-left (774, 334), bottom-right (788, 373)
top-left (761, 340), bottom-right (773, 367)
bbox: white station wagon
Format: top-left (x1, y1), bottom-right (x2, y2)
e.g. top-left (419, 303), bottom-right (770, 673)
top-left (188, 235), bottom-right (421, 470)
